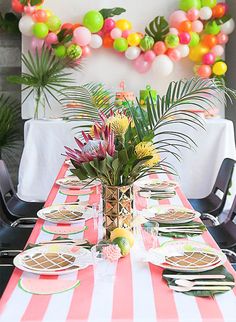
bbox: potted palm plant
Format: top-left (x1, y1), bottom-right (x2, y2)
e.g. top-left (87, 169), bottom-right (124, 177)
top-left (7, 46), bottom-right (77, 119)
top-left (63, 78), bottom-right (235, 237)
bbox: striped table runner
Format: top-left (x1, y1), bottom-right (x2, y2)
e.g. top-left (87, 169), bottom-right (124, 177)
top-left (0, 164), bottom-right (235, 322)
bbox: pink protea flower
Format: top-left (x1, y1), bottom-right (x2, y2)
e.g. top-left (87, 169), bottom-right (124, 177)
top-left (65, 125), bottom-right (115, 165)
top-left (102, 244), bottom-right (121, 262)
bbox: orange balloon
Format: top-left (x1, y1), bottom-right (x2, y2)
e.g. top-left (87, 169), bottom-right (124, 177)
top-left (201, 34), bottom-right (217, 48)
top-left (103, 34), bottom-right (114, 48)
top-left (178, 20), bottom-right (192, 32)
top-left (212, 4), bottom-right (226, 18)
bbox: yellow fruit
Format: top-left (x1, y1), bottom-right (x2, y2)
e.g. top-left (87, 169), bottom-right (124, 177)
top-left (110, 228), bottom-right (134, 247)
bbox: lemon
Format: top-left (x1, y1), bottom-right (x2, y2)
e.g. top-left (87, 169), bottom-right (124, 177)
top-left (110, 228), bottom-right (134, 247)
top-left (113, 237), bottom-right (130, 256)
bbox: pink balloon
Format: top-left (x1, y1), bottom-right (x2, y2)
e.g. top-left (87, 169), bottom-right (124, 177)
top-left (122, 30), bottom-right (132, 38)
top-left (169, 10), bottom-right (187, 28)
top-left (110, 28), bottom-right (122, 39)
top-left (73, 27), bottom-right (91, 47)
top-left (97, 30), bottom-right (104, 37)
top-left (197, 65), bottom-right (212, 78)
top-left (192, 20), bottom-right (203, 33)
top-left (153, 41), bottom-right (167, 55)
top-left (179, 32), bottom-right (191, 44)
top-left (167, 48), bottom-right (182, 62)
top-left (217, 32), bottom-right (229, 45)
top-left (202, 52), bottom-right (215, 65)
top-left (103, 18), bottom-right (115, 32)
top-left (31, 37), bottom-right (44, 52)
top-left (169, 28), bottom-right (179, 35)
top-left (187, 8), bottom-right (199, 21)
top-left (134, 54), bottom-right (152, 73)
top-left (211, 45), bottom-right (224, 57)
top-left (82, 46), bottom-right (91, 57)
top-left (24, 5), bottom-right (36, 15)
top-left (144, 50), bottom-right (156, 62)
top-left (45, 32), bottom-right (58, 45)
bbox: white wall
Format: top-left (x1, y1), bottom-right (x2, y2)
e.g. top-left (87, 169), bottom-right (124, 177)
top-left (22, 0), bottom-right (224, 119)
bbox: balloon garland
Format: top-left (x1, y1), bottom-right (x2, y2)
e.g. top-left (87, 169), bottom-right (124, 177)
top-left (13, 0), bottom-right (235, 78)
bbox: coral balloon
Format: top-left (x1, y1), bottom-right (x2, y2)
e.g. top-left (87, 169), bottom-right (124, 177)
top-left (134, 54), bottom-right (152, 73)
top-left (110, 28), bottom-right (122, 40)
top-left (116, 19), bottom-right (132, 31)
top-left (19, 15), bottom-right (34, 37)
top-left (153, 55), bottom-right (174, 76)
top-left (189, 32), bottom-right (200, 47)
top-left (202, 52), bottom-right (215, 65)
top-left (153, 41), bottom-right (167, 55)
top-left (192, 20), bottom-right (203, 33)
top-left (169, 10), bottom-right (187, 28)
top-left (125, 46), bottom-right (141, 60)
top-left (179, 0), bottom-right (201, 11)
top-left (177, 44), bottom-right (190, 57)
top-left (32, 23), bottom-right (49, 39)
top-left (103, 18), bottom-right (115, 33)
top-left (211, 45), bottom-right (224, 57)
top-left (199, 7), bottom-right (212, 20)
top-left (89, 34), bottom-right (103, 49)
top-left (82, 46), bottom-right (91, 58)
top-left (122, 30), bottom-right (131, 38)
top-left (220, 19), bottom-right (235, 35)
top-left (217, 32), bottom-right (229, 45)
top-left (113, 38), bottom-right (128, 52)
top-left (103, 34), bottom-right (113, 48)
top-left (201, 0), bottom-right (217, 8)
top-left (61, 23), bottom-right (73, 32)
top-left (73, 27), bottom-right (92, 46)
top-left (165, 34), bottom-right (179, 48)
top-left (46, 16), bottom-right (61, 32)
top-left (45, 32), bottom-right (58, 45)
top-left (179, 32), bottom-right (191, 44)
top-left (202, 34), bottom-right (217, 48)
top-left (212, 4), bottom-right (226, 19)
top-left (167, 48), bottom-right (182, 62)
top-left (178, 20), bottom-right (192, 32)
top-left (197, 65), bottom-right (212, 78)
top-left (33, 9), bottom-right (48, 23)
top-left (12, 0), bottom-right (24, 13)
top-left (187, 8), bottom-right (199, 21)
top-left (83, 10), bottom-right (104, 33)
top-left (212, 61), bottom-right (227, 75)
top-left (189, 44), bottom-right (209, 63)
top-left (127, 33), bottom-right (141, 46)
top-left (144, 50), bottom-right (156, 63)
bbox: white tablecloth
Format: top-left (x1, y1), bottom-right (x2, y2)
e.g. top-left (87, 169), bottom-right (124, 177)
top-left (17, 118), bottom-right (236, 202)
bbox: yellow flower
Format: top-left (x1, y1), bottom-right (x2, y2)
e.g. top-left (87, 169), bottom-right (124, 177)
top-left (135, 142), bottom-right (160, 167)
top-left (107, 114), bottom-right (129, 136)
top-left (89, 125), bottom-right (95, 138)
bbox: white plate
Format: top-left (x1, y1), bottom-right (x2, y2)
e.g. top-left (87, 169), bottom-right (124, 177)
top-left (146, 240), bottom-right (226, 273)
top-left (56, 176), bottom-right (100, 190)
top-left (137, 179), bottom-right (178, 192)
top-left (14, 244), bottom-right (92, 275)
top-left (37, 204), bottom-right (93, 223)
top-left (147, 205), bottom-right (200, 224)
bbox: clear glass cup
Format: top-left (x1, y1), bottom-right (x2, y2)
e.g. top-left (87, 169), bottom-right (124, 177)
top-left (142, 222), bottom-right (159, 249)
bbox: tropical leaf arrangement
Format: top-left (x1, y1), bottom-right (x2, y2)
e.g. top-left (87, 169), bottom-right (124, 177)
top-left (63, 77), bottom-right (235, 186)
top-left (145, 16), bottom-right (169, 42)
top-left (7, 46), bottom-right (78, 118)
top-left (0, 94), bottom-right (22, 161)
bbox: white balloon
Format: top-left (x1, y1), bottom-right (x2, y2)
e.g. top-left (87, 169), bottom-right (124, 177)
top-left (89, 34), bottom-right (103, 49)
top-left (177, 45), bottom-right (190, 58)
top-left (125, 46), bottom-right (141, 60)
top-left (110, 27), bottom-right (122, 40)
top-left (153, 55), bottom-right (174, 76)
top-left (220, 18), bottom-right (235, 35)
top-left (19, 15), bottom-right (34, 37)
top-left (199, 7), bottom-right (212, 21)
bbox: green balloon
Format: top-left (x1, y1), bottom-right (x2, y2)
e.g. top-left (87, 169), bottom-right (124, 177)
top-left (189, 32), bottom-right (200, 47)
top-left (113, 38), bottom-right (128, 52)
top-left (83, 10), bottom-right (104, 33)
top-left (54, 45), bottom-right (66, 58)
top-left (165, 34), bottom-right (179, 48)
top-left (140, 35), bottom-right (155, 51)
top-left (47, 16), bottom-right (61, 32)
top-left (32, 23), bottom-right (49, 39)
top-left (67, 44), bottom-right (82, 59)
top-left (205, 21), bottom-right (221, 35)
top-left (201, 0), bottom-right (217, 8)
top-left (179, 0), bottom-right (201, 11)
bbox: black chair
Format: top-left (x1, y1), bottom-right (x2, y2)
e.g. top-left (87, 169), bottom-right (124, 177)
top-left (188, 158), bottom-right (235, 223)
top-left (0, 160), bottom-right (44, 223)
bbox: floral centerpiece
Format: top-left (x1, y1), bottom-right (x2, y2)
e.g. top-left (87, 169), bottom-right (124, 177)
top-left (64, 78), bottom-right (234, 237)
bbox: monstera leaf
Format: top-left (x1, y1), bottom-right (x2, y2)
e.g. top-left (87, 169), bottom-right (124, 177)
top-left (145, 16), bottom-right (169, 42)
top-left (99, 8), bottom-right (126, 19)
top-left (20, 0), bottom-right (42, 5)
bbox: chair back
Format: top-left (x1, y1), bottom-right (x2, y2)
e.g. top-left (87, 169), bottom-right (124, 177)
top-left (210, 158), bottom-right (235, 214)
top-left (0, 160), bottom-right (15, 198)
top-left (226, 195), bottom-right (236, 222)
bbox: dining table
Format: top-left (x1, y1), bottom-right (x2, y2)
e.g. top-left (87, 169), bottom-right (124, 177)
top-left (0, 161), bottom-right (236, 322)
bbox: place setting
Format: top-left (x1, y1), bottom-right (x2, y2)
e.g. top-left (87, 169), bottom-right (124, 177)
top-left (56, 176), bottom-right (101, 196)
top-left (136, 179), bottom-right (178, 200)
